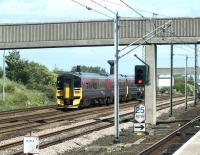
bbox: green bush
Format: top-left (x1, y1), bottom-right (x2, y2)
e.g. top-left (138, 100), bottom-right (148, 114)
top-left (159, 87), bottom-right (169, 94)
top-left (26, 83), bottom-right (56, 101)
top-left (158, 75), bottom-right (195, 96)
top-left (0, 79), bottom-right (54, 110)
top-left (188, 84), bottom-right (194, 96)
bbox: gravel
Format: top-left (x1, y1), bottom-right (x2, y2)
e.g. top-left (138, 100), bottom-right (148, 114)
top-left (39, 122), bottom-right (133, 155)
top-left (0, 119), bottom-right (96, 147)
top-left (61, 100), bottom-right (198, 155)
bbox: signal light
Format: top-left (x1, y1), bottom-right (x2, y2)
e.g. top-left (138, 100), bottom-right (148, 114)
top-left (137, 80), bottom-right (143, 84)
top-left (135, 65), bottom-right (149, 86)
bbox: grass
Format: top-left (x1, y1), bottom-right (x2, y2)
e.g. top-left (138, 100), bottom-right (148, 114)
top-left (0, 79), bottom-right (55, 110)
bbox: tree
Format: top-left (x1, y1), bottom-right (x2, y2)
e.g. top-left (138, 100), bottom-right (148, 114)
top-left (173, 75), bottom-right (194, 95)
top-left (158, 75), bottom-right (194, 95)
top-left (5, 50), bottom-right (57, 100)
top-left (5, 50), bottom-right (30, 84)
top-left (24, 61), bottom-right (57, 99)
top-left (188, 75), bottom-right (194, 85)
top-left (71, 65), bottom-right (106, 74)
top-left (0, 67), bottom-right (3, 78)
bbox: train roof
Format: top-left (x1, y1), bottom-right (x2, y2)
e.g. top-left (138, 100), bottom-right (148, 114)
top-left (79, 72), bottom-right (109, 78)
top-left (58, 72), bottom-right (109, 78)
top-left (58, 72), bottom-right (134, 79)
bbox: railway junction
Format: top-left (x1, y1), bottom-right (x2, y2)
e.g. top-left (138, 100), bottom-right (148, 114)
top-left (1, 1), bottom-right (200, 154)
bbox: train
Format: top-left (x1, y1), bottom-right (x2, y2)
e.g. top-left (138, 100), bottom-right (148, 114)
top-left (56, 71), bottom-right (139, 109)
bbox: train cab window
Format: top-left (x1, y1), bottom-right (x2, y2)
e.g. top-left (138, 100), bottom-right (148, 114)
top-left (74, 80), bottom-right (81, 88)
top-left (66, 83), bottom-right (69, 87)
top-left (57, 77), bottom-right (64, 89)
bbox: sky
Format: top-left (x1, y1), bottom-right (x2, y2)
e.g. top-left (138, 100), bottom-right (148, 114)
top-left (0, 0), bottom-right (199, 75)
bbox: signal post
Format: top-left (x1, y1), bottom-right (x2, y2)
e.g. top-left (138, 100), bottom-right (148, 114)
top-left (134, 64), bottom-right (148, 134)
top-left (134, 45), bottom-right (157, 132)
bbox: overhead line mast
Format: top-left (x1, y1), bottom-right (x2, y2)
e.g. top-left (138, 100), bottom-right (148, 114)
top-left (114, 12), bottom-right (120, 143)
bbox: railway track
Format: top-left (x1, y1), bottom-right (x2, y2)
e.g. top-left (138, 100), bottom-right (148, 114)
top-left (138, 115), bottom-right (200, 155)
top-left (157, 97), bottom-right (193, 110)
top-left (0, 97), bottom-right (193, 154)
top-left (0, 97), bottom-right (190, 136)
top-left (1, 113), bottom-right (132, 155)
top-left (0, 103), bottom-right (132, 135)
top-left (0, 100), bottom-right (141, 140)
top-left (0, 105), bottom-right (57, 116)
top-left (0, 95), bottom-right (180, 124)
top-left (0, 95), bottom-right (176, 118)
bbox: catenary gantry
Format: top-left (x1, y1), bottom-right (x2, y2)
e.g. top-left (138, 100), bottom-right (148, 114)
top-left (0, 17), bottom-right (200, 49)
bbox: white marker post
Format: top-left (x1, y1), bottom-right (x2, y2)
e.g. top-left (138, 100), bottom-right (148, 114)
top-left (134, 104), bottom-right (146, 133)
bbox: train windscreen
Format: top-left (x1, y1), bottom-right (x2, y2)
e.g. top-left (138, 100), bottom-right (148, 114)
top-left (74, 79), bottom-right (81, 88)
top-left (57, 77), bottom-right (64, 89)
top-left (57, 75), bottom-right (80, 90)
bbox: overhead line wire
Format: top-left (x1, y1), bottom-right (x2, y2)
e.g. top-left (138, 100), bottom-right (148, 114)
top-left (108, 1), bottom-right (174, 60)
top-left (72, 0), bottom-right (198, 57)
top-left (90, 0), bottom-right (116, 15)
top-left (120, 0), bottom-right (144, 18)
top-left (119, 20), bottom-right (172, 59)
top-left (71, 0), bottom-right (113, 19)
top-left (115, 1), bottom-right (199, 70)
top-left (118, 1), bottom-right (175, 52)
top-left (119, 23), bottom-right (172, 58)
top-left (173, 37), bottom-right (200, 51)
top-left (98, 0), bottom-right (170, 18)
top-left (119, 20), bottom-right (172, 53)
top-left (101, 0), bottom-right (125, 7)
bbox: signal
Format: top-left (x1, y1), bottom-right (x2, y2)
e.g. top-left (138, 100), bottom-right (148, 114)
top-left (135, 65), bottom-right (149, 86)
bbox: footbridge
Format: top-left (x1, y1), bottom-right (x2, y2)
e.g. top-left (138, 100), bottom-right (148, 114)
top-left (0, 17), bottom-right (200, 49)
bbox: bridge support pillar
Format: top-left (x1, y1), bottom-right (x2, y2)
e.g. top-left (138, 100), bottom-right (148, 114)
top-left (145, 44), bottom-right (157, 125)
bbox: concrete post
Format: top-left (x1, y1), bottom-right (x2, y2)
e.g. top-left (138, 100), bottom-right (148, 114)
top-left (185, 56), bottom-right (188, 110)
top-left (170, 44), bottom-right (173, 116)
top-left (145, 44), bottom-right (157, 125)
top-left (114, 12), bottom-right (120, 143)
top-left (3, 50), bottom-right (5, 101)
top-left (194, 44), bottom-right (198, 106)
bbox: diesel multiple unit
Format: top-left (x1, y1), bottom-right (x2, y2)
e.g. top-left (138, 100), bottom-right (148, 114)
top-left (56, 72), bottom-right (138, 109)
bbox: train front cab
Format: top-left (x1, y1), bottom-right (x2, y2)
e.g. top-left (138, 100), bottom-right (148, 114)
top-left (56, 74), bottom-right (82, 109)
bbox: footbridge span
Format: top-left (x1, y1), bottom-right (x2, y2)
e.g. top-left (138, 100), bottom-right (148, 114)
top-left (0, 17), bottom-right (200, 49)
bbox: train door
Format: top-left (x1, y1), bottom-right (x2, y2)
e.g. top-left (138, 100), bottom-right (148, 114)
top-left (64, 79), bottom-right (73, 99)
top-left (74, 78), bottom-right (81, 89)
top-left (73, 78), bottom-right (82, 100)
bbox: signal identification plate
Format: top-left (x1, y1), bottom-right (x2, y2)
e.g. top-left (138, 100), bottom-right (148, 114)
top-left (134, 104), bottom-right (146, 123)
